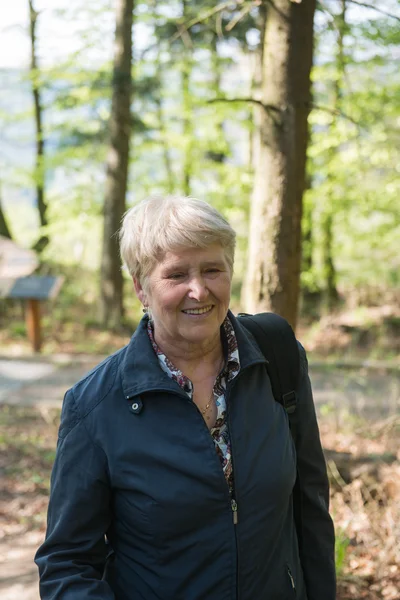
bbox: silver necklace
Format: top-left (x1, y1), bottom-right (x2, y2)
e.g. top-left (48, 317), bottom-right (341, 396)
top-left (200, 356), bottom-right (224, 421)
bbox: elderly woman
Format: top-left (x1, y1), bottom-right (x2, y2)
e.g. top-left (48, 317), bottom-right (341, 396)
top-left (35, 195), bottom-right (336, 600)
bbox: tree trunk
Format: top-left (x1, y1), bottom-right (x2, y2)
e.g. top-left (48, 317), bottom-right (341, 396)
top-left (249, 2), bottom-right (266, 171)
top-left (151, 0), bottom-right (174, 193)
top-left (29, 0), bottom-right (48, 253)
top-left (242, 0), bottom-right (316, 330)
top-left (155, 52), bottom-right (175, 193)
top-left (0, 195), bottom-right (12, 239)
top-left (291, 0), bottom-right (316, 313)
top-left (321, 0), bottom-right (346, 313)
top-left (181, 0), bottom-right (193, 196)
top-left (210, 32), bottom-right (222, 99)
top-left (205, 32), bottom-right (229, 167)
top-left (99, 0), bottom-right (134, 328)
top-left (321, 212), bottom-right (339, 312)
top-left (301, 175), bottom-right (313, 274)
top-left (209, 31), bottom-right (227, 164)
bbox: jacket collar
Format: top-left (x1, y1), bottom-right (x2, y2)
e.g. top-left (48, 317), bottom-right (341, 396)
top-left (120, 310), bottom-right (266, 399)
top-left (121, 316), bottom-right (179, 399)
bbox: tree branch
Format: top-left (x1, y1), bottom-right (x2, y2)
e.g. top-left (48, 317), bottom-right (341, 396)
top-left (170, 0), bottom-right (253, 43)
top-left (316, 1), bottom-right (341, 34)
top-left (208, 98), bottom-right (361, 127)
top-left (347, 0), bottom-right (400, 22)
top-left (207, 96), bottom-right (280, 113)
top-left (208, 96), bottom-right (281, 126)
top-left (225, 3), bottom-right (252, 31)
top-left (311, 103), bottom-right (359, 127)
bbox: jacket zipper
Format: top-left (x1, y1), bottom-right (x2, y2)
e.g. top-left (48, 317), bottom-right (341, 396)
top-left (225, 379), bottom-right (240, 599)
top-left (223, 357), bottom-right (269, 599)
top-left (231, 498), bottom-right (238, 525)
top-left (224, 360), bottom-right (265, 523)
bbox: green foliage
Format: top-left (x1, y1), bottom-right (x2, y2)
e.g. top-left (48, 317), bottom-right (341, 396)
top-left (10, 322), bottom-right (27, 337)
top-left (303, 3), bottom-right (400, 303)
top-left (335, 528), bottom-right (350, 577)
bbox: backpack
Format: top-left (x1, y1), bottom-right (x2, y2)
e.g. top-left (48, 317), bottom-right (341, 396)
top-left (237, 312), bottom-right (303, 549)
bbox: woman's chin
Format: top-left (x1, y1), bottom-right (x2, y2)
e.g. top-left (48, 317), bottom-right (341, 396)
top-left (178, 318), bottom-right (221, 343)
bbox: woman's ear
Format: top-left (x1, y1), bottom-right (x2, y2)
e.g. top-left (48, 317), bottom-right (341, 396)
top-left (133, 277), bottom-right (147, 306)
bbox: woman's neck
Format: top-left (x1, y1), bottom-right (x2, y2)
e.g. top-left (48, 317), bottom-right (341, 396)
top-left (153, 328), bottom-right (224, 381)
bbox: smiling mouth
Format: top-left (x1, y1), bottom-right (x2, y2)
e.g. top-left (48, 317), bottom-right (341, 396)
top-left (182, 305), bottom-right (214, 315)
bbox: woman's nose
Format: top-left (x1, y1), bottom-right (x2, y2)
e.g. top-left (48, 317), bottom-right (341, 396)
top-left (187, 276), bottom-right (208, 301)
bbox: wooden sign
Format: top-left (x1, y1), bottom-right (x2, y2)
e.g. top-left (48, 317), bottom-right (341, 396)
top-left (6, 276), bottom-right (64, 300)
top-left (1, 275), bottom-right (64, 353)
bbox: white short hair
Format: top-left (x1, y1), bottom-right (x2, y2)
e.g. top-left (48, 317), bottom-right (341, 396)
top-left (119, 195), bottom-right (236, 284)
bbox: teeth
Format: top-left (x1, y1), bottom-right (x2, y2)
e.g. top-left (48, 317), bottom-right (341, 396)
top-left (183, 306), bottom-right (212, 315)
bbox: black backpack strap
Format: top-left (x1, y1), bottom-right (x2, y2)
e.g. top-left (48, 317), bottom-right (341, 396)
top-left (237, 313), bottom-right (300, 430)
top-left (238, 312), bottom-right (303, 550)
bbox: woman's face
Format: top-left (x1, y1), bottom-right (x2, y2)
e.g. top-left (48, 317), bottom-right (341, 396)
top-left (135, 244), bottom-right (232, 348)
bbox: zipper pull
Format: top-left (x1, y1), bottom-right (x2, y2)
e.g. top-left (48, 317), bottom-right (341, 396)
top-left (287, 566), bottom-right (295, 590)
top-left (231, 498), bottom-right (238, 525)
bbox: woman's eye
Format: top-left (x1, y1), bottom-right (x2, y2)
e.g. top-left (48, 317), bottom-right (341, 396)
top-left (205, 268), bottom-right (220, 274)
top-left (168, 273), bottom-right (184, 280)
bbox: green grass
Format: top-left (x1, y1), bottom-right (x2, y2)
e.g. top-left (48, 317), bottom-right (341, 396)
top-left (335, 529), bottom-right (350, 577)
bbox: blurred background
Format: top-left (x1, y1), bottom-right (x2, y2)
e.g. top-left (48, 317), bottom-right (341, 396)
top-left (0, 1), bottom-right (399, 599)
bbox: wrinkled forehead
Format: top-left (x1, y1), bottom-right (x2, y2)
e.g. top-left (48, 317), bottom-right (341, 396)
top-left (140, 245), bottom-right (231, 292)
top-left (157, 244), bottom-right (228, 269)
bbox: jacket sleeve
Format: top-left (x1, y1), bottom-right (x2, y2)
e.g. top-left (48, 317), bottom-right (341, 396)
top-left (296, 344), bottom-right (336, 600)
top-left (35, 389), bottom-right (115, 599)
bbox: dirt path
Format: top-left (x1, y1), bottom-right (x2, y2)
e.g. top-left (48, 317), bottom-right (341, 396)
top-left (0, 356), bottom-right (102, 408)
top-left (1, 355), bottom-right (398, 417)
top-left (0, 532), bottom-right (42, 600)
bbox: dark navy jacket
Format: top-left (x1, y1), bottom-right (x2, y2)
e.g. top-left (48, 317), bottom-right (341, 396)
top-left (35, 313), bottom-right (336, 600)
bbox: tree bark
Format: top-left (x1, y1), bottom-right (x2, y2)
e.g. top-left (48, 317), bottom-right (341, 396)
top-left (0, 175), bottom-right (12, 238)
top-left (209, 31), bottom-right (227, 164)
top-left (99, 0), bottom-right (134, 328)
top-left (29, 0), bottom-right (48, 253)
top-left (181, 0), bottom-right (194, 196)
top-left (321, 211), bottom-right (339, 312)
top-left (241, 0), bottom-right (316, 330)
top-left (322, 0), bottom-right (346, 313)
top-left (0, 196), bottom-right (12, 239)
top-left (301, 174), bottom-right (313, 274)
top-left (151, 0), bottom-right (174, 193)
top-left (249, 2), bottom-right (267, 171)
top-left (155, 52), bottom-right (175, 193)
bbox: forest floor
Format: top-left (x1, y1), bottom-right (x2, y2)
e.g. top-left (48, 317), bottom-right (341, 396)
top-left (0, 305), bottom-right (399, 599)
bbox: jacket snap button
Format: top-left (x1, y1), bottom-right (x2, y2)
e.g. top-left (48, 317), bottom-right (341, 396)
top-left (130, 399), bottom-right (143, 414)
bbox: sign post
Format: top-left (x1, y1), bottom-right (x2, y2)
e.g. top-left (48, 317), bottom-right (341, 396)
top-left (1, 276), bottom-right (64, 353)
top-left (0, 237), bottom-right (64, 353)
top-left (26, 298), bottom-right (42, 352)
